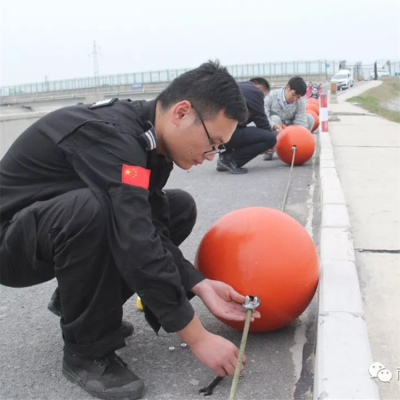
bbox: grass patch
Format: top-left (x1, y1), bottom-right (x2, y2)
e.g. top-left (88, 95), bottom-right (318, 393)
top-left (346, 78), bottom-right (400, 123)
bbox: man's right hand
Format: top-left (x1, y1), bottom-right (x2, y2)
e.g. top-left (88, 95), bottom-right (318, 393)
top-left (272, 124), bottom-right (282, 131)
top-left (177, 315), bottom-right (245, 376)
top-left (190, 331), bottom-right (245, 376)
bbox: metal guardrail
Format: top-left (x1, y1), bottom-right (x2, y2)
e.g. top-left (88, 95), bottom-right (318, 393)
top-left (2, 60), bottom-right (399, 97)
top-left (0, 78), bottom-right (305, 105)
top-left (1, 60), bottom-right (340, 96)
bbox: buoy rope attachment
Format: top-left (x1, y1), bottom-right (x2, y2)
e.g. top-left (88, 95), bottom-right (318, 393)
top-left (229, 296), bottom-right (260, 400)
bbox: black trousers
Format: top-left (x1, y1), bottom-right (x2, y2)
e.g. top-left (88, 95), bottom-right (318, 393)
top-left (224, 126), bottom-right (277, 167)
top-left (0, 188), bottom-right (196, 358)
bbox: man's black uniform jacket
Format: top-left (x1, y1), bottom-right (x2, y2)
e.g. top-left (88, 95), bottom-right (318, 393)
top-left (0, 98), bottom-right (206, 333)
top-left (238, 81), bottom-right (271, 130)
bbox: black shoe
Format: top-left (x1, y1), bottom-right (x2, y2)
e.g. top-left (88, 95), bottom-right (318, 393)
top-left (63, 351), bottom-right (145, 400)
top-left (216, 159), bottom-right (228, 172)
top-left (263, 152), bottom-right (274, 161)
top-left (48, 289), bottom-right (134, 338)
top-left (217, 157), bottom-right (248, 174)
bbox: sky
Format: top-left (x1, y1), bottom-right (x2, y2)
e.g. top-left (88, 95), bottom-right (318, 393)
top-left (0, 0), bottom-right (399, 86)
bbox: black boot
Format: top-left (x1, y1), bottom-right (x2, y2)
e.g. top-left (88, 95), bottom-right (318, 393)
top-left (216, 157), bottom-right (228, 172)
top-left (48, 288), bottom-right (134, 338)
top-left (217, 154), bottom-right (248, 174)
top-left (63, 351), bottom-right (144, 400)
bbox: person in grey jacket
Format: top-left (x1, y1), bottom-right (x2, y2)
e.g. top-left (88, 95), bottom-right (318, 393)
top-left (263, 76), bottom-right (315, 160)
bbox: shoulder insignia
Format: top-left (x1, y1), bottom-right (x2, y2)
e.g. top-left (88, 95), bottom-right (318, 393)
top-left (89, 98), bottom-right (118, 109)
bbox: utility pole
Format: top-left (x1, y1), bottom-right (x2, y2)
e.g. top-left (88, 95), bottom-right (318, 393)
top-left (325, 60), bottom-right (328, 81)
top-left (88, 40), bottom-right (101, 88)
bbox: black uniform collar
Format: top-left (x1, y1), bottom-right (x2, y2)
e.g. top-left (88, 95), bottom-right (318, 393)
top-left (141, 99), bottom-right (157, 125)
top-left (138, 100), bottom-right (158, 151)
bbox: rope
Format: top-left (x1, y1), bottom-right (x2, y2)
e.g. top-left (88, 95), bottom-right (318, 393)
top-left (228, 309), bottom-right (253, 400)
top-left (228, 146), bottom-right (297, 400)
top-left (281, 146), bottom-right (297, 212)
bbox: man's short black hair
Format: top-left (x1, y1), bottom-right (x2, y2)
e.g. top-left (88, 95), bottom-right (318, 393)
top-left (287, 76), bottom-right (307, 96)
top-left (250, 77), bottom-right (270, 91)
top-left (157, 60), bottom-right (248, 124)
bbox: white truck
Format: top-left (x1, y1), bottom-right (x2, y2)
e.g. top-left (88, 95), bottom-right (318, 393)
top-left (331, 68), bottom-right (354, 90)
top-left (369, 70), bottom-right (390, 80)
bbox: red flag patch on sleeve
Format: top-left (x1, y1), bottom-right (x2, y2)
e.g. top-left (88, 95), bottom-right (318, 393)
top-left (121, 164), bottom-right (151, 189)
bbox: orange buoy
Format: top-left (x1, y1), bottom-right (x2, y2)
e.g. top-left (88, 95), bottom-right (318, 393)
top-left (276, 125), bottom-right (315, 165)
top-left (307, 98), bottom-right (319, 107)
top-left (306, 103), bottom-right (319, 115)
top-left (306, 109), bottom-right (320, 132)
top-left (195, 207), bottom-right (319, 333)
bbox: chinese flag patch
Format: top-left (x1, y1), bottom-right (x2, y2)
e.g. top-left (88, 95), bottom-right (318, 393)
top-left (121, 164), bottom-right (151, 189)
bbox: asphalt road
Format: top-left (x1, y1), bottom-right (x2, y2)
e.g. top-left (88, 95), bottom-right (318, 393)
top-left (0, 140), bottom-right (320, 399)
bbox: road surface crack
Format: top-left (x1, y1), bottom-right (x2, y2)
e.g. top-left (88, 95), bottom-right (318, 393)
top-left (356, 248), bottom-right (400, 254)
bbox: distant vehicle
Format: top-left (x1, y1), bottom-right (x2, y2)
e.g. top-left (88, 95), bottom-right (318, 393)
top-left (369, 70), bottom-right (390, 79)
top-left (330, 68), bottom-right (354, 90)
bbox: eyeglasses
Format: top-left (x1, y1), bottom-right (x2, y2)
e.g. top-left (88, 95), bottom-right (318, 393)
top-left (192, 106), bottom-right (226, 156)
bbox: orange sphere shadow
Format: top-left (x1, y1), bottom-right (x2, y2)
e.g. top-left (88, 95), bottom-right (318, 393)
top-left (276, 125), bottom-right (315, 165)
top-left (195, 207), bottom-right (319, 332)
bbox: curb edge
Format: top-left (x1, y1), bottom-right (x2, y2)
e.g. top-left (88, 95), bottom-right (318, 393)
top-left (313, 129), bottom-right (381, 399)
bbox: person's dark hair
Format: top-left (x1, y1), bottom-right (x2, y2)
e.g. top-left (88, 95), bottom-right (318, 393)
top-left (250, 77), bottom-right (270, 91)
top-left (157, 60), bottom-right (248, 124)
top-left (287, 76), bottom-right (307, 96)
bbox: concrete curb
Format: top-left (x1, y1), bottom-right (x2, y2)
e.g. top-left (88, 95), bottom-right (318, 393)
top-left (313, 129), bottom-right (380, 399)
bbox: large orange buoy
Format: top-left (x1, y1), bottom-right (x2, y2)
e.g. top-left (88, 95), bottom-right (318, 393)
top-left (306, 103), bottom-right (319, 115)
top-left (195, 207), bottom-right (319, 332)
top-left (276, 125), bottom-right (315, 165)
top-left (307, 98), bottom-right (319, 107)
top-left (306, 109), bottom-right (320, 132)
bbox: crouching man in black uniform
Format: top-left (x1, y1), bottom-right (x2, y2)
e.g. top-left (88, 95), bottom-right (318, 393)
top-left (0, 61), bottom-right (260, 400)
top-left (216, 77), bottom-right (277, 174)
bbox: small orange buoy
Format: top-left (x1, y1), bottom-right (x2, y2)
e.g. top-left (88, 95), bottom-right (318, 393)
top-left (307, 98), bottom-right (319, 107)
top-left (306, 103), bottom-right (319, 115)
top-left (276, 125), bottom-right (315, 165)
top-left (195, 207), bottom-right (319, 332)
top-left (306, 109), bottom-right (320, 132)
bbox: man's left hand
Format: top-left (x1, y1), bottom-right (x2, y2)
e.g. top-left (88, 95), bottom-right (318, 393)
top-left (192, 279), bottom-right (261, 322)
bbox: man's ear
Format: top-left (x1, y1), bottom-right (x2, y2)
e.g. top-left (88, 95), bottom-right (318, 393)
top-left (170, 100), bottom-right (193, 127)
top-left (172, 101), bottom-right (192, 120)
